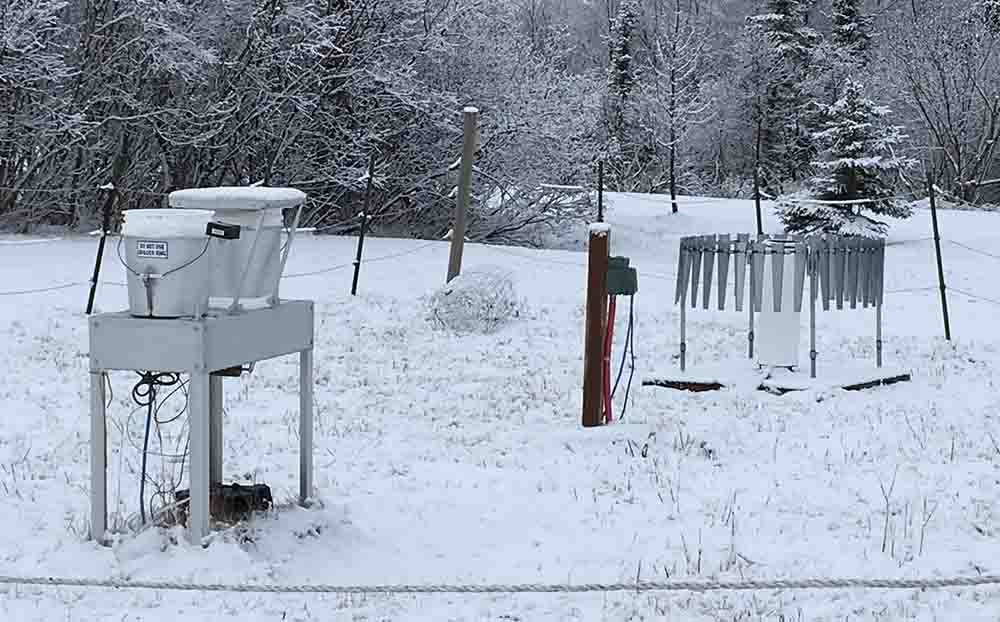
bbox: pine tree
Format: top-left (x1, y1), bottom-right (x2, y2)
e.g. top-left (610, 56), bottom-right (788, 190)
top-left (831, 0), bottom-right (872, 58)
top-left (777, 79), bottom-right (915, 237)
top-left (605, 0), bottom-right (640, 188)
top-left (747, 0), bottom-right (820, 66)
top-left (744, 0), bottom-right (820, 187)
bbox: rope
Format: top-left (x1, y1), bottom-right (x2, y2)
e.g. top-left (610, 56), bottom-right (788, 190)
top-left (1, 573), bottom-right (1000, 594)
top-left (0, 281), bottom-right (87, 296)
top-left (948, 240), bottom-right (1000, 261)
top-left (949, 287), bottom-right (1000, 307)
top-left (885, 286), bottom-right (939, 294)
top-left (282, 241), bottom-right (438, 278)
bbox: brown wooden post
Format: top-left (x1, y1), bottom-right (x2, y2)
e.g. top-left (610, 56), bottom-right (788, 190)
top-left (583, 224), bottom-right (610, 427)
top-left (447, 106), bottom-right (479, 282)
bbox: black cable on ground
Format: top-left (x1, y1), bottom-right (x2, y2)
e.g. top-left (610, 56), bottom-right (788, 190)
top-left (130, 371), bottom-right (181, 525)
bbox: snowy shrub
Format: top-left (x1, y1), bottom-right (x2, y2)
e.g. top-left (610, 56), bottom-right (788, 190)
top-left (425, 266), bottom-right (522, 334)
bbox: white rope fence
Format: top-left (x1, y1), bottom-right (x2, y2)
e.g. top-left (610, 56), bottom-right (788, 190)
top-left (2, 573), bottom-right (1000, 594)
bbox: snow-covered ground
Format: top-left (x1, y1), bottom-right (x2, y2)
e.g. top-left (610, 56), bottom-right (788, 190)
top-left (2, 194), bottom-right (1000, 620)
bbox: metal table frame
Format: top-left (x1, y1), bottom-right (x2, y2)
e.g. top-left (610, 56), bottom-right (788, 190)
top-left (88, 300), bottom-right (314, 542)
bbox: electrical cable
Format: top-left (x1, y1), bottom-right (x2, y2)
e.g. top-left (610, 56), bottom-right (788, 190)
top-left (130, 371), bottom-right (182, 525)
top-left (610, 295), bottom-right (637, 422)
top-left (619, 296), bottom-right (636, 421)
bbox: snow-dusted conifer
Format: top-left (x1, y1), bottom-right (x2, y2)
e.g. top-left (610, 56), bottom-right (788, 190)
top-left (778, 79), bottom-right (914, 237)
top-left (831, 0), bottom-right (872, 58)
top-left (746, 0), bottom-right (820, 65)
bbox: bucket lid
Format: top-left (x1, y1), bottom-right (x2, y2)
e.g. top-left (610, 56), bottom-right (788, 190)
top-left (168, 186), bottom-right (307, 211)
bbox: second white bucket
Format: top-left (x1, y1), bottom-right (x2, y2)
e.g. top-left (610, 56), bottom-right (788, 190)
top-left (168, 187), bottom-right (307, 309)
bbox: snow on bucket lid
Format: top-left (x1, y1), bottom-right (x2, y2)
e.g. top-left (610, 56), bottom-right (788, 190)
top-left (168, 186), bottom-right (307, 211)
top-left (122, 208), bottom-right (215, 238)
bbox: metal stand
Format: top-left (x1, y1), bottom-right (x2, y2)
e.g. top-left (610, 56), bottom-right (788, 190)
top-left (88, 300), bottom-right (315, 543)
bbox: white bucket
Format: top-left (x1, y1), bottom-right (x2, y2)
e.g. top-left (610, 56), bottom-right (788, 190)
top-left (120, 209), bottom-right (215, 318)
top-left (756, 240), bottom-right (801, 368)
top-left (167, 187), bottom-right (306, 309)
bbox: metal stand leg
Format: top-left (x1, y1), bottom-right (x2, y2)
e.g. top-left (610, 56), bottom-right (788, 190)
top-left (810, 271), bottom-right (818, 379)
top-left (188, 371), bottom-right (211, 542)
top-left (209, 375), bottom-right (223, 485)
top-left (748, 252), bottom-right (756, 360)
top-left (90, 371), bottom-right (107, 542)
top-left (299, 348), bottom-right (313, 505)
top-left (679, 300), bottom-right (687, 372)
top-left (876, 303), bottom-right (883, 368)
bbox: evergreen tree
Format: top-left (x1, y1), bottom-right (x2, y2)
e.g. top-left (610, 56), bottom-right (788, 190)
top-left (831, 0), bottom-right (872, 58)
top-left (777, 79), bottom-right (915, 237)
top-left (605, 0), bottom-right (641, 188)
top-left (744, 0), bottom-right (820, 187)
top-left (608, 0), bottom-right (640, 139)
top-left (747, 0), bottom-right (820, 66)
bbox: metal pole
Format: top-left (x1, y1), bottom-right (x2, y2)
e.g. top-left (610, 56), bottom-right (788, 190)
top-left (748, 245), bottom-right (755, 360)
top-left (209, 375), bottom-right (223, 485)
top-left (753, 166), bottom-right (763, 236)
top-left (597, 160), bottom-right (604, 222)
top-left (447, 107), bottom-right (478, 282)
top-left (86, 190), bottom-right (116, 314)
top-left (583, 226), bottom-right (610, 427)
top-left (680, 293), bottom-right (687, 372)
top-left (89, 370), bottom-right (107, 542)
top-left (927, 172), bottom-right (951, 340)
top-left (299, 347), bottom-right (314, 504)
top-left (876, 303), bottom-right (883, 368)
top-left (809, 256), bottom-right (818, 379)
top-left (350, 214), bottom-right (369, 296)
top-left (187, 369), bottom-right (211, 542)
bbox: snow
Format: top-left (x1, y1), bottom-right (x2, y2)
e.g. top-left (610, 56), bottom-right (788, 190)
top-left (3, 193), bottom-right (1000, 619)
top-left (168, 187), bottom-right (308, 211)
top-left (121, 209), bottom-right (216, 238)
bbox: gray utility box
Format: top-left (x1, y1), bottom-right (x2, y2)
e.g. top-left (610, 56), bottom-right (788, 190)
top-left (607, 255), bottom-right (638, 297)
top-left (88, 300), bottom-right (315, 543)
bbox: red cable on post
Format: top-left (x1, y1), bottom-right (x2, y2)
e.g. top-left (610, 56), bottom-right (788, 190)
top-left (602, 295), bottom-right (617, 424)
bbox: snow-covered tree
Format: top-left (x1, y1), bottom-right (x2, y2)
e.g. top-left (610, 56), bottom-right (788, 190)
top-left (742, 0), bottom-right (820, 186)
top-left (831, 0), bottom-right (872, 57)
top-left (606, 0), bottom-right (640, 163)
top-left (880, 1), bottom-right (1000, 202)
top-left (746, 0), bottom-right (819, 66)
top-left (777, 79), bottom-right (914, 237)
top-left (982, 0), bottom-right (1000, 33)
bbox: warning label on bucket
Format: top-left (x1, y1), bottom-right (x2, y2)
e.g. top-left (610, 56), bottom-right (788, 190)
top-left (136, 240), bottom-right (168, 259)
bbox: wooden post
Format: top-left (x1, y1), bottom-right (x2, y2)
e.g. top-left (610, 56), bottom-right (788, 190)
top-left (583, 224), bottom-right (610, 428)
top-left (351, 153), bottom-right (376, 296)
top-left (447, 107), bottom-right (479, 282)
top-left (86, 188), bottom-right (117, 315)
top-left (927, 172), bottom-right (951, 340)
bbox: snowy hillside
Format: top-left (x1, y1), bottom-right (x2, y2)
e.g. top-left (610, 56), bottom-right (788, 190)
top-left (1, 194), bottom-right (1000, 620)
